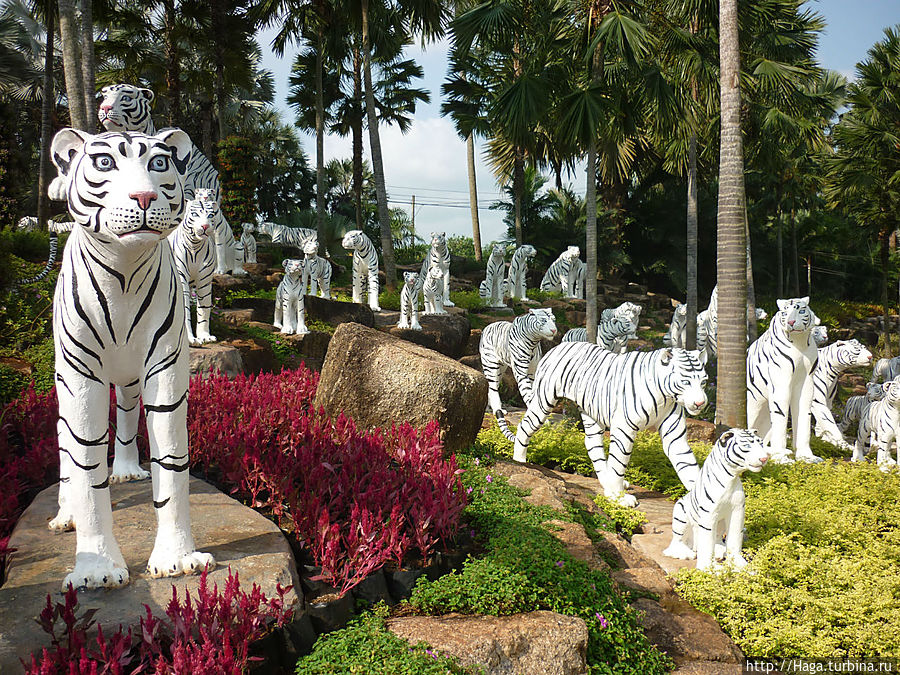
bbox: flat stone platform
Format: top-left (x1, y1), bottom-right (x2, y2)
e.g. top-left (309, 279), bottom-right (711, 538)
top-left (0, 475), bottom-right (300, 671)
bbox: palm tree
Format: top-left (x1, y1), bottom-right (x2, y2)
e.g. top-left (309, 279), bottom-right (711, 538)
top-left (57, 0), bottom-right (86, 129)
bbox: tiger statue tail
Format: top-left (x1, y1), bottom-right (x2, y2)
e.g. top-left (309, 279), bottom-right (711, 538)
top-left (495, 408), bottom-right (517, 441)
top-left (18, 232), bottom-right (58, 285)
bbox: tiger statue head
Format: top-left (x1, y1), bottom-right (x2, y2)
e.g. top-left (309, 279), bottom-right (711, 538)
top-left (755, 307), bottom-right (768, 321)
top-left (564, 245), bottom-right (580, 260)
top-left (303, 238), bottom-right (320, 256)
top-left (490, 243), bottom-right (505, 259)
top-left (659, 348), bottom-right (709, 415)
top-left (98, 84), bottom-right (156, 133)
top-left (180, 199), bottom-right (212, 245)
top-left (716, 429), bottom-right (769, 473)
top-left (282, 258), bottom-right (304, 280)
top-left (880, 377), bottom-right (900, 405)
top-left (775, 296), bottom-right (816, 337)
top-left (403, 271), bottom-right (418, 288)
top-left (813, 325), bottom-right (828, 347)
top-left (522, 308), bottom-right (557, 340)
top-left (50, 128), bottom-right (191, 249)
top-left (426, 262), bottom-right (444, 280)
top-left (607, 314), bottom-right (637, 340)
top-left (241, 222), bottom-right (255, 234)
top-left (827, 339), bottom-right (872, 369)
top-left (867, 381), bottom-right (887, 402)
top-left (342, 230), bottom-right (366, 251)
top-left (519, 244), bottom-right (537, 258)
top-left (673, 303), bottom-right (687, 319)
top-left (429, 232), bottom-right (446, 247)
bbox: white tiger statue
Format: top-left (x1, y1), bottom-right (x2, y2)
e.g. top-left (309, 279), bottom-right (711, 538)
top-left (696, 286), bottom-right (718, 362)
top-left (506, 244), bottom-right (536, 302)
top-left (240, 223), bottom-right (258, 264)
top-left (169, 198), bottom-right (217, 346)
top-left (561, 313), bottom-right (637, 353)
top-left (418, 231), bottom-right (453, 307)
top-left (257, 221), bottom-right (317, 251)
top-left (872, 356), bottom-right (900, 383)
top-left (812, 325), bottom-right (828, 347)
top-left (397, 271), bottom-right (422, 331)
top-left (571, 258), bottom-right (586, 300)
top-left (341, 229), bottom-right (380, 312)
top-left (422, 263), bottom-right (447, 315)
top-left (16, 216), bottom-right (40, 231)
top-left (747, 296), bottom-right (820, 463)
top-left (664, 429), bottom-right (769, 570)
top-left (513, 344), bottom-right (708, 506)
top-left (194, 188), bottom-right (243, 276)
top-left (540, 246), bottom-right (580, 298)
top-left (840, 382), bottom-right (885, 435)
top-left (811, 339), bottom-right (872, 449)
top-left (274, 259), bottom-right (309, 335)
top-left (663, 302), bottom-right (687, 349)
top-left (855, 377), bottom-right (900, 466)
top-left (601, 302), bottom-right (642, 354)
top-left (47, 126), bottom-right (215, 590)
top-left (480, 308), bottom-right (558, 440)
top-left (478, 243), bottom-right (507, 308)
top-left (302, 238), bottom-right (332, 299)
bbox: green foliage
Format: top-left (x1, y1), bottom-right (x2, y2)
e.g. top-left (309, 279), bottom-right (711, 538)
top-left (0, 363), bottom-right (26, 407)
top-left (217, 136), bottom-right (257, 227)
top-left (295, 611), bottom-right (473, 674)
top-left (592, 494), bottom-right (647, 537)
top-left (0, 257), bottom-right (56, 348)
top-left (406, 453), bottom-right (671, 674)
top-left (449, 290), bottom-right (484, 311)
top-left (242, 325), bottom-right (301, 367)
top-left (378, 287), bottom-right (402, 311)
top-left (674, 461), bottom-right (900, 658)
top-left (447, 235), bottom-right (476, 259)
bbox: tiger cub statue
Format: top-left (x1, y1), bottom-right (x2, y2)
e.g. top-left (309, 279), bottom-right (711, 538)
top-left (302, 238), bottom-right (332, 299)
top-left (872, 355), bottom-right (900, 383)
top-left (397, 271), bottom-right (422, 331)
top-left (48, 126), bottom-right (215, 590)
top-left (506, 244), bottom-right (536, 302)
top-left (478, 243), bottom-right (507, 308)
top-left (747, 296), bottom-right (820, 463)
top-left (561, 313), bottom-right (637, 353)
top-left (274, 259), bottom-right (309, 335)
top-left (812, 325), bottom-right (828, 348)
top-left (540, 246), bottom-right (580, 298)
top-left (169, 198), bottom-right (217, 345)
top-left (422, 263), bottom-right (447, 315)
top-left (664, 429), bottom-right (769, 570)
top-left (856, 377), bottom-right (900, 467)
top-left (194, 188), bottom-right (243, 276)
top-left (419, 231), bottom-right (453, 307)
top-left (811, 339), bottom-right (872, 449)
top-left (240, 223), bottom-right (258, 264)
top-left (663, 303), bottom-right (687, 349)
top-left (840, 382), bottom-right (884, 437)
top-left (341, 229), bottom-right (381, 312)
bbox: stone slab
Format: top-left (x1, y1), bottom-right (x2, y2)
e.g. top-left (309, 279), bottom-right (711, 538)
top-left (0, 476), bottom-right (301, 671)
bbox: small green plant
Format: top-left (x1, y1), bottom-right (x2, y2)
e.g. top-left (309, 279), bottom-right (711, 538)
top-left (592, 494), bottom-right (647, 537)
top-left (378, 287), bottom-right (402, 311)
top-left (449, 290), bottom-right (484, 311)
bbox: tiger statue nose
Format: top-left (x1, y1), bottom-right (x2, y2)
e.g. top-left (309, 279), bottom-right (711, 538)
top-left (129, 191), bottom-right (158, 211)
top-left (100, 104), bottom-right (112, 113)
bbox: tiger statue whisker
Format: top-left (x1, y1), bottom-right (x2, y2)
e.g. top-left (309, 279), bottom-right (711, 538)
top-left (170, 199), bottom-right (217, 345)
top-left (664, 429), bottom-right (769, 571)
top-left (48, 126), bottom-right (215, 590)
top-left (480, 308), bottom-right (557, 440)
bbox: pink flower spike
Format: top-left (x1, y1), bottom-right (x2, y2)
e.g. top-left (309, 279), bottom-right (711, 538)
top-left (555, 561), bottom-right (564, 568)
top-left (485, 475), bottom-right (492, 483)
top-left (595, 613), bottom-right (608, 629)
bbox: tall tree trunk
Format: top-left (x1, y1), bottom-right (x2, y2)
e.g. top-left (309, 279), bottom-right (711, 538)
top-left (513, 149), bottom-right (524, 246)
top-left (715, 0), bottom-right (748, 429)
top-left (57, 0), bottom-right (87, 130)
top-left (467, 133), bottom-right (482, 262)
top-left (585, 44), bottom-right (602, 344)
top-left (78, 0), bottom-right (95, 131)
top-left (686, 130), bottom-right (699, 349)
top-left (790, 208), bottom-right (800, 296)
top-left (210, 0), bottom-right (227, 142)
top-left (881, 229), bottom-right (892, 357)
top-left (315, 23), bottom-right (326, 243)
top-left (352, 41), bottom-right (363, 231)
top-left (361, 0), bottom-right (396, 288)
top-left (745, 209), bottom-right (757, 342)
top-left (37, 1), bottom-right (54, 226)
top-left (776, 212), bottom-right (783, 297)
top-left (163, 0), bottom-right (181, 127)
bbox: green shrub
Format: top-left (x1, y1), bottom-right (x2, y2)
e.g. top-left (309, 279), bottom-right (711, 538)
top-left (218, 136), bottom-right (257, 227)
top-left (592, 494), bottom-right (647, 537)
top-left (449, 290), bottom-right (484, 311)
top-left (0, 363), bottom-right (26, 407)
top-left (378, 287), bottom-right (401, 311)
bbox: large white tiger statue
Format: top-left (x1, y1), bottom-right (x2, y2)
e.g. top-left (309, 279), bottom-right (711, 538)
top-left (480, 308), bottom-right (558, 440)
top-left (747, 296), bottom-right (820, 463)
top-left (48, 127), bottom-right (215, 590)
top-left (513, 344), bottom-right (708, 506)
top-left (810, 339), bottom-right (872, 449)
top-left (274, 259), bottom-right (309, 335)
top-left (418, 231), bottom-right (453, 307)
top-left (664, 429), bottom-right (769, 570)
top-left (169, 198), bottom-right (217, 345)
top-left (506, 244), bottom-right (536, 302)
top-left (342, 229), bottom-right (381, 312)
top-left (540, 246), bottom-right (580, 298)
top-left (478, 243), bottom-right (507, 308)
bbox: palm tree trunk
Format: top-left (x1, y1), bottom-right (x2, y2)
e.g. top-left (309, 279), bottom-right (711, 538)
top-left (37, 1), bottom-right (54, 227)
top-left (776, 212), bottom-right (783, 297)
top-left (315, 23), bottom-right (326, 243)
top-left (163, 0), bottom-right (181, 127)
top-left (881, 230), bottom-right (892, 357)
top-left (715, 0), bottom-right (747, 429)
top-left (352, 42), bottom-right (364, 231)
top-left (78, 0), bottom-right (95, 132)
top-left (210, 0), bottom-right (227, 142)
top-left (361, 0), bottom-right (396, 288)
top-left (467, 133), bottom-right (482, 262)
top-left (585, 44), bottom-right (602, 344)
top-left (513, 149), bottom-right (524, 246)
top-left (57, 0), bottom-right (87, 130)
top-left (745, 209), bottom-right (757, 342)
top-left (686, 130), bottom-right (698, 349)
top-left (790, 208), bottom-right (800, 296)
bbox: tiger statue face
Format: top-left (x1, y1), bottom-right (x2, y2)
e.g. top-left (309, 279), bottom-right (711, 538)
top-left (241, 222), bottom-right (255, 234)
top-left (881, 377), bottom-right (900, 404)
top-left (195, 188), bottom-right (216, 204)
top-left (775, 296), bottom-right (815, 335)
top-left (303, 238), bottom-right (319, 256)
top-left (813, 325), bottom-right (828, 347)
top-left (660, 348), bottom-right (709, 415)
top-left (519, 244), bottom-right (536, 258)
top-left (832, 339), bottom-right (872, 368)
top-left (50, 128), bottom-right (191, 248)
top-left (430, 232), bottom-right (447, 249)
top-left (608, 314), bottom-right (637, 339)
top-left (282, 258), bottom-right (304, 280)
top-left (181, 199), bottom-right (212, 244)
top-left (403, 271), bottom-right (418, 288)
top-left (564, 245), bottom-right (580, 260)
top-left (717, 429), bottom-right (769, 473)
top-left (342, 230), bottom-right (364, 250)
top-left (426, 263), bottom-right (444, 280)
top-left (673, 303), bottom-right (687, 318)
top-left (98, 84), bottom-right (155, 132)
top-left (867, 381), bottom-right (887, 402)
top-left (755, 307), bottom-right (768, 321)
top-left (525, 308), bottom-right (557, 340)
top-left (491, 243), bottom-right (505, 259)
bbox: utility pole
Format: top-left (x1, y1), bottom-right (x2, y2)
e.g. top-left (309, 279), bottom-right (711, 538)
top-left (411, 194), bottom-right (415, 238)
top-left (807, 256), bottom-right (812, 296)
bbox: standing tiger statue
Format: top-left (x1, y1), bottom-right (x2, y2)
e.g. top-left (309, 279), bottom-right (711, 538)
top-left (561, 313), bottom-right (637, 353)
top-left (513, 344), bottom-right (708, 506)
top-left (506, 244), bottom-right (536, 302)
top-left (274, 259), bottom-right (309, 335)
top-left (856, 377), bottom-right (900, 466)
top-left (418, 231), bottom-right (454, 307)
top-left (747, 296), bottom-right (821, 463)
top-left (169, 198), bottom-right (217, 345)
top-left (540, 246), bottom-right (580, 298)
top-left (397, 271), bottom-right (422, 331)
top-left (480, 308), bottom-right (558, 440)
top-left (342, 229), bottom-right (381, 311)
top-left (664, 429), bottom-right (769, 570)
top-left (257, 221), bottom-right (317, 250)
top-left (47, 126), bottom-right (215, 590)
top-left (478, 243), bottom-right (507, 308)
top-left (840, 382), bottom-right (884, 437)
top-left (810, 339), bottom-right (872, 449)
top-left (302, 238), bottom-right (332, 299)
top-left (663, 303), bottom-right (687, 349)
top-left (240, 223), bottom-right (258, 264)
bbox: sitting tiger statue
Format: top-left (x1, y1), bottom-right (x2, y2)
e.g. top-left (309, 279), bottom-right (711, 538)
top-left (422, 263), bottom-right (447, 315)
top-left (663, 303), bottom-right (687, 349)
top-left (240, 223), bottom-right (258, 264)
top-left (664, 429), bottom-right (769, 570)
top-left (418, 231), bottom-right (454, 307)
top-left (274, 259), bottom-right (309, 335)
top-left (506, 244), bottom-right (536, 302)
top-left (342, 230), bottom-right (381, 312)
top-left (397, 271), bottom-right (422, 331)
top-left (478, 243), bottom-right (507, 308)
top-left (302, 238), bottom-right (332, 299)
top-left (513, 345), bottom-right (708, 506)
top-left (169, 198), bottom-right (217, 345)
top-left (810, 339), bottom-right (872, 449)
top-left (47, 126), bottom-right (215, 590)
top-left (480, 308), bottom-right (558, 440)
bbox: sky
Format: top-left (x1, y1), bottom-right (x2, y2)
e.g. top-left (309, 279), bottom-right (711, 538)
top-left (256, 0), bottom-right (900, 245)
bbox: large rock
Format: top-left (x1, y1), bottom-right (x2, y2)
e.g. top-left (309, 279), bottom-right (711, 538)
top-left (631, 598), bottom-right (743, 664)
top-left (230, 296), bottom-right (273, 322)
top-left (375, 312), bottom-right (472, 359)
top-left (387, 611), bottom-right (588, 675)
top-left (0, 476), bottom-right (301, 672)
top-left (305, 295), bottom-right (375, 328)
top-left (314, 323), bottom-right (487, 453)
top-left (189, 343), bottom-right (244, 378)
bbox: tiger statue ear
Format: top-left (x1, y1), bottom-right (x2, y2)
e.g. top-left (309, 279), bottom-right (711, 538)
top-left (139, 87), bottom-right (155, 103)
top-left (660, 348), bottom-right (674, 365)
top-left (282, 259), bottom-right (290, 270)
top-left (155, 128), bottom-right (192, 177)
top-left (51, 128), bottom-right (90, 178)
top-left (718, 429), bottom-right (734, 444)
